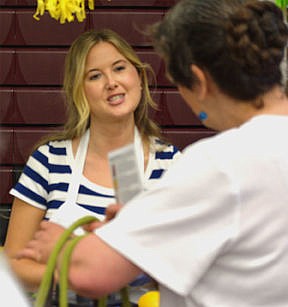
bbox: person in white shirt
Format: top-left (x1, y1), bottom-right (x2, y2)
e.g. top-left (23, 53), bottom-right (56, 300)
top-left (0, 253), bottom-right (30, 307)
top-left (16, 1), bottom-right (288, 306)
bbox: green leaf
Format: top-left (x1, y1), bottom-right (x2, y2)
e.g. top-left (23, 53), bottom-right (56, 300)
top-left (275, 0), bottom-right (288, 9)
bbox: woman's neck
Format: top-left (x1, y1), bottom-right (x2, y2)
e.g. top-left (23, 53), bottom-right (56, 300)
top-left (258, 86), bottom-right (288, 116)
top-left (210, 86), bottom-right (288, 131)
top-left (88, 121), bottom-right (136, 158)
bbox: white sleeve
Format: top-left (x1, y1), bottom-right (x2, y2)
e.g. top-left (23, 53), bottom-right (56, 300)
top-left (96, 142), bottom-right (240, 296)
top-left (9, 144), bottom-right (49, 210)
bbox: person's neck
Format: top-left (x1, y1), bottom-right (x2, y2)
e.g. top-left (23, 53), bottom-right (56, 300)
top-left (88, 120), bottom-right (136, 158)
top-left (257, 86), bottom-right (288, 116)
top-left (211, 86), bottom-right (288, 131)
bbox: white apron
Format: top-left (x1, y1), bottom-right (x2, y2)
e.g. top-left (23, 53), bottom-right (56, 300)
top-left (49, 127), bottom-right (144, 235)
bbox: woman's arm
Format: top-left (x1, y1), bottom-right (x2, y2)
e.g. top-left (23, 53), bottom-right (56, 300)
top-left (17, 219), bottom-right (142, 298)
top-left (3, 197), bottom-right (47, 291)
top-left (65, 233), bottom-right (142, 298)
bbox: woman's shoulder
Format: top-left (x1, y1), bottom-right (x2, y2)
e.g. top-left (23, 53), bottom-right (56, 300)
top-left (29, 139), bottom-right (72, 166)
top-left (35, 138), bottom-right (70, 154)
top-left (144, 137), bottom-right (181, 183)
top-left (150, 136), bottom-right (181, 157)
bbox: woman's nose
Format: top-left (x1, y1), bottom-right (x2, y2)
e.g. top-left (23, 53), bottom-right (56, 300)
top-left (105, 75), bottom-right (118, 90)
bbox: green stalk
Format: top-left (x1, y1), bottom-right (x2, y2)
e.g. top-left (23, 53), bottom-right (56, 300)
top-left (34, 215), bottom-right (131, 307)
top-left (34, 215), bottom-right (99, 307)
top-left (120, 287), bottom-right (131, 307)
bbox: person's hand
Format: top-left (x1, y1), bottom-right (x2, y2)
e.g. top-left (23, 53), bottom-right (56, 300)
top-left (82, 203), bottom-right (124, 232)
top-left (81, 219), bottom-right (105, 232)
top-left (16, 221), bottom-right (65, 264)
top-left (104, 203), bottom-right (123, 222)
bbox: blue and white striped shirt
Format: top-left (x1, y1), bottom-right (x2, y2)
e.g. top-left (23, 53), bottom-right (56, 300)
top-left (10, 137), bottom-right (181, 220)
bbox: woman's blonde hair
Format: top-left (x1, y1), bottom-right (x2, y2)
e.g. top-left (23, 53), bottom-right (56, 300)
top-left (40, 29), bottom-right (161, 145)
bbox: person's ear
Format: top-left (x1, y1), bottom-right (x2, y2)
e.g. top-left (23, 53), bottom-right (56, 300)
top-left (190, 64), bottom-right (208, 101)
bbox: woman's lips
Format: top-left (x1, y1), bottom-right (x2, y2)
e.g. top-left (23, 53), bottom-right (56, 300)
top-left (107, 94), bottom-right (125, 105)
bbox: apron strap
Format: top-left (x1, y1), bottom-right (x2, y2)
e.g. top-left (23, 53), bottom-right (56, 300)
top-left (134, 127), bottom-right (145, 184)
top-left (66, 129), bottom-right (90, 204)
top-left (67, 127), bottom-right (144, 204)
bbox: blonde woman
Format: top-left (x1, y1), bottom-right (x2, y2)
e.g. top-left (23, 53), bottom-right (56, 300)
top-left (4, 29), bottom-right (180, 292)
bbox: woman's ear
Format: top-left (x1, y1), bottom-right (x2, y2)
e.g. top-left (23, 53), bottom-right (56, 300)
top-left (190, 64), bottom-right (208, 101)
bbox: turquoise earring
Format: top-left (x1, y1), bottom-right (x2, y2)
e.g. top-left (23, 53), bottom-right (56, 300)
top-left (198, 111), bottom-right (208, 121)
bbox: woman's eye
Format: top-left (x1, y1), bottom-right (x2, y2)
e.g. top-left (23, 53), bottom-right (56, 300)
top-left (114, 65), bottom-right (126, 72)
top-left (89, 73), bottom-right (101, 80)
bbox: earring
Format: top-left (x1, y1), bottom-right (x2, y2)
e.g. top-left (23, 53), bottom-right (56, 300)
top-left (198, 111), bottom-right (208, 121)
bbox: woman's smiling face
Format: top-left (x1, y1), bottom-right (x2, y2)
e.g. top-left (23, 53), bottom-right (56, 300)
top-left (83, 41), bottom-right (142, 124)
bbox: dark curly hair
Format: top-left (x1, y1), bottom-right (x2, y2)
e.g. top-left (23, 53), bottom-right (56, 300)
top-left (150, 0), bottom-right (288, 105)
